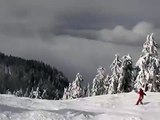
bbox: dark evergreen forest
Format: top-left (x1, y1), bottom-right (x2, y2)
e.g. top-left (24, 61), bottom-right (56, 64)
top-left (0, 52), bottom-right (69, 100)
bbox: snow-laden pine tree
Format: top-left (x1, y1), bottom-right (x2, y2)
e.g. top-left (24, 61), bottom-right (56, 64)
top-left (6, 89), bottom-right (12, 95)
top-left (108, 54), bottom-right (122, 94)
top-left (24, 88), bottom-right (29, 97)
top-left (62, 88), bottom-right (68, 100)
top-left (67, 83), bottom-right (72, 99)
top-left (135, 33), bottom-right (160, 91)
top-left (86, 83), bottom-right (91, 97)
top-left (29, 88), bottom-right (34, 98)
top-left (41, 89), bottom-right (48, 99)
top-left (71, 73), bottom-right (84, 99)
top-left (82, 86), bottom-right (87, 97)
top-left (117, 54), bottom-right (133, 92)
top-left (63, 73), bottom-right (84, 99)
top-left (16, 88), bottom-right (23, 97)
top-left (55, 89), bottom-right (60, 100)
top-left (91, 66), bottom-right (108, 96)
top-left (33, 87), bottom-right (41, 99)
top-left (103, 74), bottom-right (110, 94)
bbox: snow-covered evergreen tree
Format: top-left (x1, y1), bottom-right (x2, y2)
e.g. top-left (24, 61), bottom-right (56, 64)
top-left (82, 86), bottom-right (87, 97)
top-left (24, 88), bottom-right (29, 97)
top-left (16, 88), bottom-right (23, 97)
top-left (135, 33), bottom-right (160, 91)
top-left (62, 88), bottom-right (69, 100)
top-left (41, 89), bottom-right (48, 99)
top-left (63, 73), bottom-right (84, 99)
top-left (29, 88), bottom-right (34, 98)
top-left (86, 83), bottom-right (91, 97)
top-left (108, 54), bottom-right (122, 94)
top-left (33, 87), bottom-right (41, 99)
top-left (71, 73), bottom-right (84, 99)
top-left (91, 66), bottom-right (108, 96)
top-left (67, 83), bottom-right (72, 99)
top-left (55, 89), bottom-right (60, 100)
top-left (103, 74), bottom-right (110, 94)
top-left (13, 91), bottom-right (16, 96)
top-left (117, 54), bottom-right (133, 92)
top-left (6, 89), bottom-right (12, 95)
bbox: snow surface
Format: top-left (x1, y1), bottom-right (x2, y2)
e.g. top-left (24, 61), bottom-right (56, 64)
top-left (0, 92), bottom-right (160, 120)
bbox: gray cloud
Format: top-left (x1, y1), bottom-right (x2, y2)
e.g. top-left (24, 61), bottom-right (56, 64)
top-left (98, 21), bottom-right (160, 46)
top-left (0, 0), bottom-right (160, 82)
top-left (1, 0), bottom-right (160, 36)
top-left (62, 21), bottom-right (160, 47)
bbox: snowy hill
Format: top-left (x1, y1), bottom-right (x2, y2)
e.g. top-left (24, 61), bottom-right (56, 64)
top-left (0, 92), bottom-right (160, 120)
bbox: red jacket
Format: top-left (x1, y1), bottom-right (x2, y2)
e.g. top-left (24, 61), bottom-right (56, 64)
top-left (138, 89), bottom-right (146, 98)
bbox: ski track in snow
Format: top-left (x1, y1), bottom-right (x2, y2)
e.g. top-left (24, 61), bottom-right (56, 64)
top-left (0, 92), bottom-right (160, 120)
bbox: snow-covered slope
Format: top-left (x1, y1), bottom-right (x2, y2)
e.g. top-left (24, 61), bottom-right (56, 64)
top-left (0, 92), bottom-right (160, 120)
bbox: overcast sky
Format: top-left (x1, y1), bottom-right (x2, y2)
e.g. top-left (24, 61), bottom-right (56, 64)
top-left (0, 0), bottom-right (160, 83)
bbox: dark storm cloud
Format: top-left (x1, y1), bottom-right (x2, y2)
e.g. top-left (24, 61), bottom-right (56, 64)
top-left (1, 0), bottom-right (160, 35)
top-left (60, 21), bottom-right (160, 47)
top-left (0, 0), bottom-right (160, 81)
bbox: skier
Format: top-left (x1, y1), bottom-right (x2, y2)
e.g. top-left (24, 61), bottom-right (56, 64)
top-left (136, 88), bottom-right (146, 105)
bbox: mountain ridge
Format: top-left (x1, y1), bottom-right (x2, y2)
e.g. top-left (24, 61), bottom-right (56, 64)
top-left (0, 52), bottom-right (69, 99)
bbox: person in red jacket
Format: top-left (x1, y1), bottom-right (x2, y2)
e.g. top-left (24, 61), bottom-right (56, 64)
top-left (136, 88), bottom-right (146, 105)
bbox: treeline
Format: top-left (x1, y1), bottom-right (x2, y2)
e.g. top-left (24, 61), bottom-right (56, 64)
top-left (63, 33), bottom-right (160, 100)
top-left (0, 52), bottom-right (69, 99)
